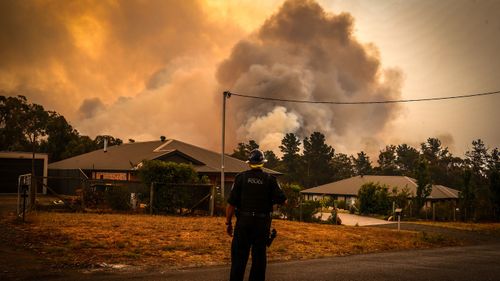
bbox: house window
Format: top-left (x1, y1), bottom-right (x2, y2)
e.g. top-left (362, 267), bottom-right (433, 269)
top-left (95, 172), bottom-right (127, 180)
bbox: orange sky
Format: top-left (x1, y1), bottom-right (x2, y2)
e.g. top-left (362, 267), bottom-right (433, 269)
top-left (1, 0), bottom-right (499, 158)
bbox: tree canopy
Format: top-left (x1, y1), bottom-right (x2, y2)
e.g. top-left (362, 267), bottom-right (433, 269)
top-left (1, 95), bottom-right (122, 162)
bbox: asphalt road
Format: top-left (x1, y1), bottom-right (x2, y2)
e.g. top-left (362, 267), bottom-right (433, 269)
top-left (10, 242), bottom-right (498, 281)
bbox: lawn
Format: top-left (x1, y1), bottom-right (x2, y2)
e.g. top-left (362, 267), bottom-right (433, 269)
top-left (2, 212), bottom-right (458, 269)
top-left (412, 221), bottom-right (500, 237)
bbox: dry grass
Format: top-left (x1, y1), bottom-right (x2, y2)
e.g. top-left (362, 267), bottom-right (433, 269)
top-left (412, 221), bottom-right (500, 236)
top-left (4, 212), bottom-right (457, 269)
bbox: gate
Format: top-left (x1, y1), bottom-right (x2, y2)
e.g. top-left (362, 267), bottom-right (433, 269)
top-left (17, 174), bottom-right (31, 220)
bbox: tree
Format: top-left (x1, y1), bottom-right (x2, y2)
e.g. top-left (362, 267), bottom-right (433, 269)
top-left (279, 133), bottom-right (302, 184)
top-left (302, 132), bottom-right (334, 187)
top-left (420, 137), bottom-right (455, 186)
top-left (352, 151), bottom-right (372, 176)
top-left (231, 140), bottom-right (259, 161)
top-left (395, 144), bottom-right (419, 176)
top-left (23, 102), bottom-right (49, 206)
top-left (0, 95), bottom-right (31, 151)
top-left (390, 186), bottom-right (412, 214)
top-left (377, 145), bottom-right (399, 175)
top-left (465, 139), bottom-right (489, 185)
top-left (460, 169), bottom-right (475, 221)
top-left (94, 135), bottom-right (123, 148)
top-left (279, 183), bottom-right (302, 220)
top-left (1, 95), bottom-right (124, 162)
top-left (39, 112), bottom-right (80, 162)
top-left (264, 150), bottom-right (280, 170)
top-left (63, 135), bottom-right (98, 159)
top-left (138, 160), bottom-right (203, 214)
top-left (357, 182), bottom-right (391, 215)
top-left (488, 148), bottom-right (500, 219)
top-left (414, 158), bottom-right (432, 213)
top-left (464, 139), bottom-right (493, 220)
top-left (330, 153), bottom-right (354, 181)
top-left (421, 138), bottom-right (449, 163)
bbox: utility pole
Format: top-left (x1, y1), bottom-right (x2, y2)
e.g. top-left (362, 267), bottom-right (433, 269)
top-left (221, 91), bottom-right (231, 202)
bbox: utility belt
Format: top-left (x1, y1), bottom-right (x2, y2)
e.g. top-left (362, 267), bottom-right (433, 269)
top-left (237, 210), bottom-right (271, 218)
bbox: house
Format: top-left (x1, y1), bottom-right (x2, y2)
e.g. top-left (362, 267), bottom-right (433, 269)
top-left (48, 139), bottom-right (280, 195)
top-left (300, 175), bottom-right (460, 208)
top-left (0, 152), bottom-right (48, 194)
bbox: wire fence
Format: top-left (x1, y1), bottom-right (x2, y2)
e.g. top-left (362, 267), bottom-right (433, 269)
top-left (17, 175), bottom-right (216, 216)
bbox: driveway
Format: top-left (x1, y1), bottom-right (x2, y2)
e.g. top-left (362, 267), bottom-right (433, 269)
top-left (318, 212), bottom-right (391, 226)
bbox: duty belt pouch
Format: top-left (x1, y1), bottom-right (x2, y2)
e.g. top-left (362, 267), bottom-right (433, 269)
top-left (267, 229), bottom-right (277, 247)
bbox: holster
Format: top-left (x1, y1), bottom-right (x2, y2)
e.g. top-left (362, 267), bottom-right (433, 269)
top-left (267, 228), bottom-right (277, 247)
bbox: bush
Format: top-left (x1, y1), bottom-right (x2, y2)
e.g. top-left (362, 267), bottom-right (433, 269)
top-left (105, 187), bottom-right (131, 211)
top-left (358, 182), bottom-right (391, 215)
top-left (328, 207), bottom-right (342, 225)
top-left (279, 183), bottom-right (302, 220)
top-left (433, 201), bottom-right (455, 221)
top-left (336, 200), bottom-right (347, 210)
top-left (300, 200), bottom-right (321, 222)
top-left (138, 160), bottom-right (209, 214)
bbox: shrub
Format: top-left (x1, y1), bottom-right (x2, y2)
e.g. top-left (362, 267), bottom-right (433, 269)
top-left (336, 200), bottom-right (347, 210)
top-left (138, 160), bottom-right (208, 214)
top-left (105, 187), bottom-right (131, 211)
top-left (328, 207), bottom-right (342, 225)
top-left (358, 182), bottom-right (391, 215)
top-left (433, 201), bottom-right (455, 221)
top-left (300, 200), bottom-right (321, 222)
top-left (279, 183), bottom-right (302, 220)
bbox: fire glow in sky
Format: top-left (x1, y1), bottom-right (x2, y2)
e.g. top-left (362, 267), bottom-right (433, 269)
top-left (1, 0), bottom-right (499, 156)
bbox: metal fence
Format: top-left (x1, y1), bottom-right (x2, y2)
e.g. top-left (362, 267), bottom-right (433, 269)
top-left (17, 175), bottom-right (216, 216)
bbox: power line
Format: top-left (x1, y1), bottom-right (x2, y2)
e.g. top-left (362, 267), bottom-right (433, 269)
top-left (226, 90), bottom-right (500, 105)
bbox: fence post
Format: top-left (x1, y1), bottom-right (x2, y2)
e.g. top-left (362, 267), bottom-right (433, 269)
top-left (299, 195), bottom-right (303, 222)
top-left (432, 202), bottom-right (435, 221)
top-left (150, 182), bottom-right (154, 215)
top-left (209, 185), bottom-right (215, 216)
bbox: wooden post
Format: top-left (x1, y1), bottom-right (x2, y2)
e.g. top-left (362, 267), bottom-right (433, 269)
top-left (432, 202), bottom-right (435, 221)
top-left (150, 182), bottom-right (154, 215)
top-left (453, 203), bottom-right (456, 221)
top-left (299, 195), bottom-right (303, 222)
top-left (209, 185), bottom-right (215, 216)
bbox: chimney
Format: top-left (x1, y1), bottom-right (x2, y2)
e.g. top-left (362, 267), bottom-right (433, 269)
top-left (160, 136), bottom-right (166, 142)
top-left (104, 138), bottom-right (108, 153)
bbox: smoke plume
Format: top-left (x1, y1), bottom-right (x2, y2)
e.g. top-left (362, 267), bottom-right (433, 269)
top-left (217, 0), bottom-right (403, 154)
top-left (0, 0), bottom-right (249, 149)
top-left (1, 0), bottom-right (405, 155)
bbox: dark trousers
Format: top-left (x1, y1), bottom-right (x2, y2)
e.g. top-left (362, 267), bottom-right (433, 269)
top-left (230, 216), bottom-right (271, 281)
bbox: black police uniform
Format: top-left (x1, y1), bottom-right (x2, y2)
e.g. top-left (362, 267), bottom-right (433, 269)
top-left (227, 168), bottom-right (287, 281)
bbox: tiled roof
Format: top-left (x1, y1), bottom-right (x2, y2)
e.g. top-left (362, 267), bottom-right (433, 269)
top-left (48, 139), bottom-right (280, 175)
top-left (301, 175), bottom-right (459, 199)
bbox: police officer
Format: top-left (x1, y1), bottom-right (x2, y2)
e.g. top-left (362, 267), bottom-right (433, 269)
top-left (226, 149), bottom-right (287, 281)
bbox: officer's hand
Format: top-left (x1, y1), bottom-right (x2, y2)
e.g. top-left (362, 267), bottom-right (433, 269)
top-left (226, 222), bottom-right (233, 237)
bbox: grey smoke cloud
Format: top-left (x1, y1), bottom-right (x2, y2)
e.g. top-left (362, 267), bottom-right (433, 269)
top-left (78, 97), bottom-right (105, 119)
top-left (217, 0), bottom-right (403, 154)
